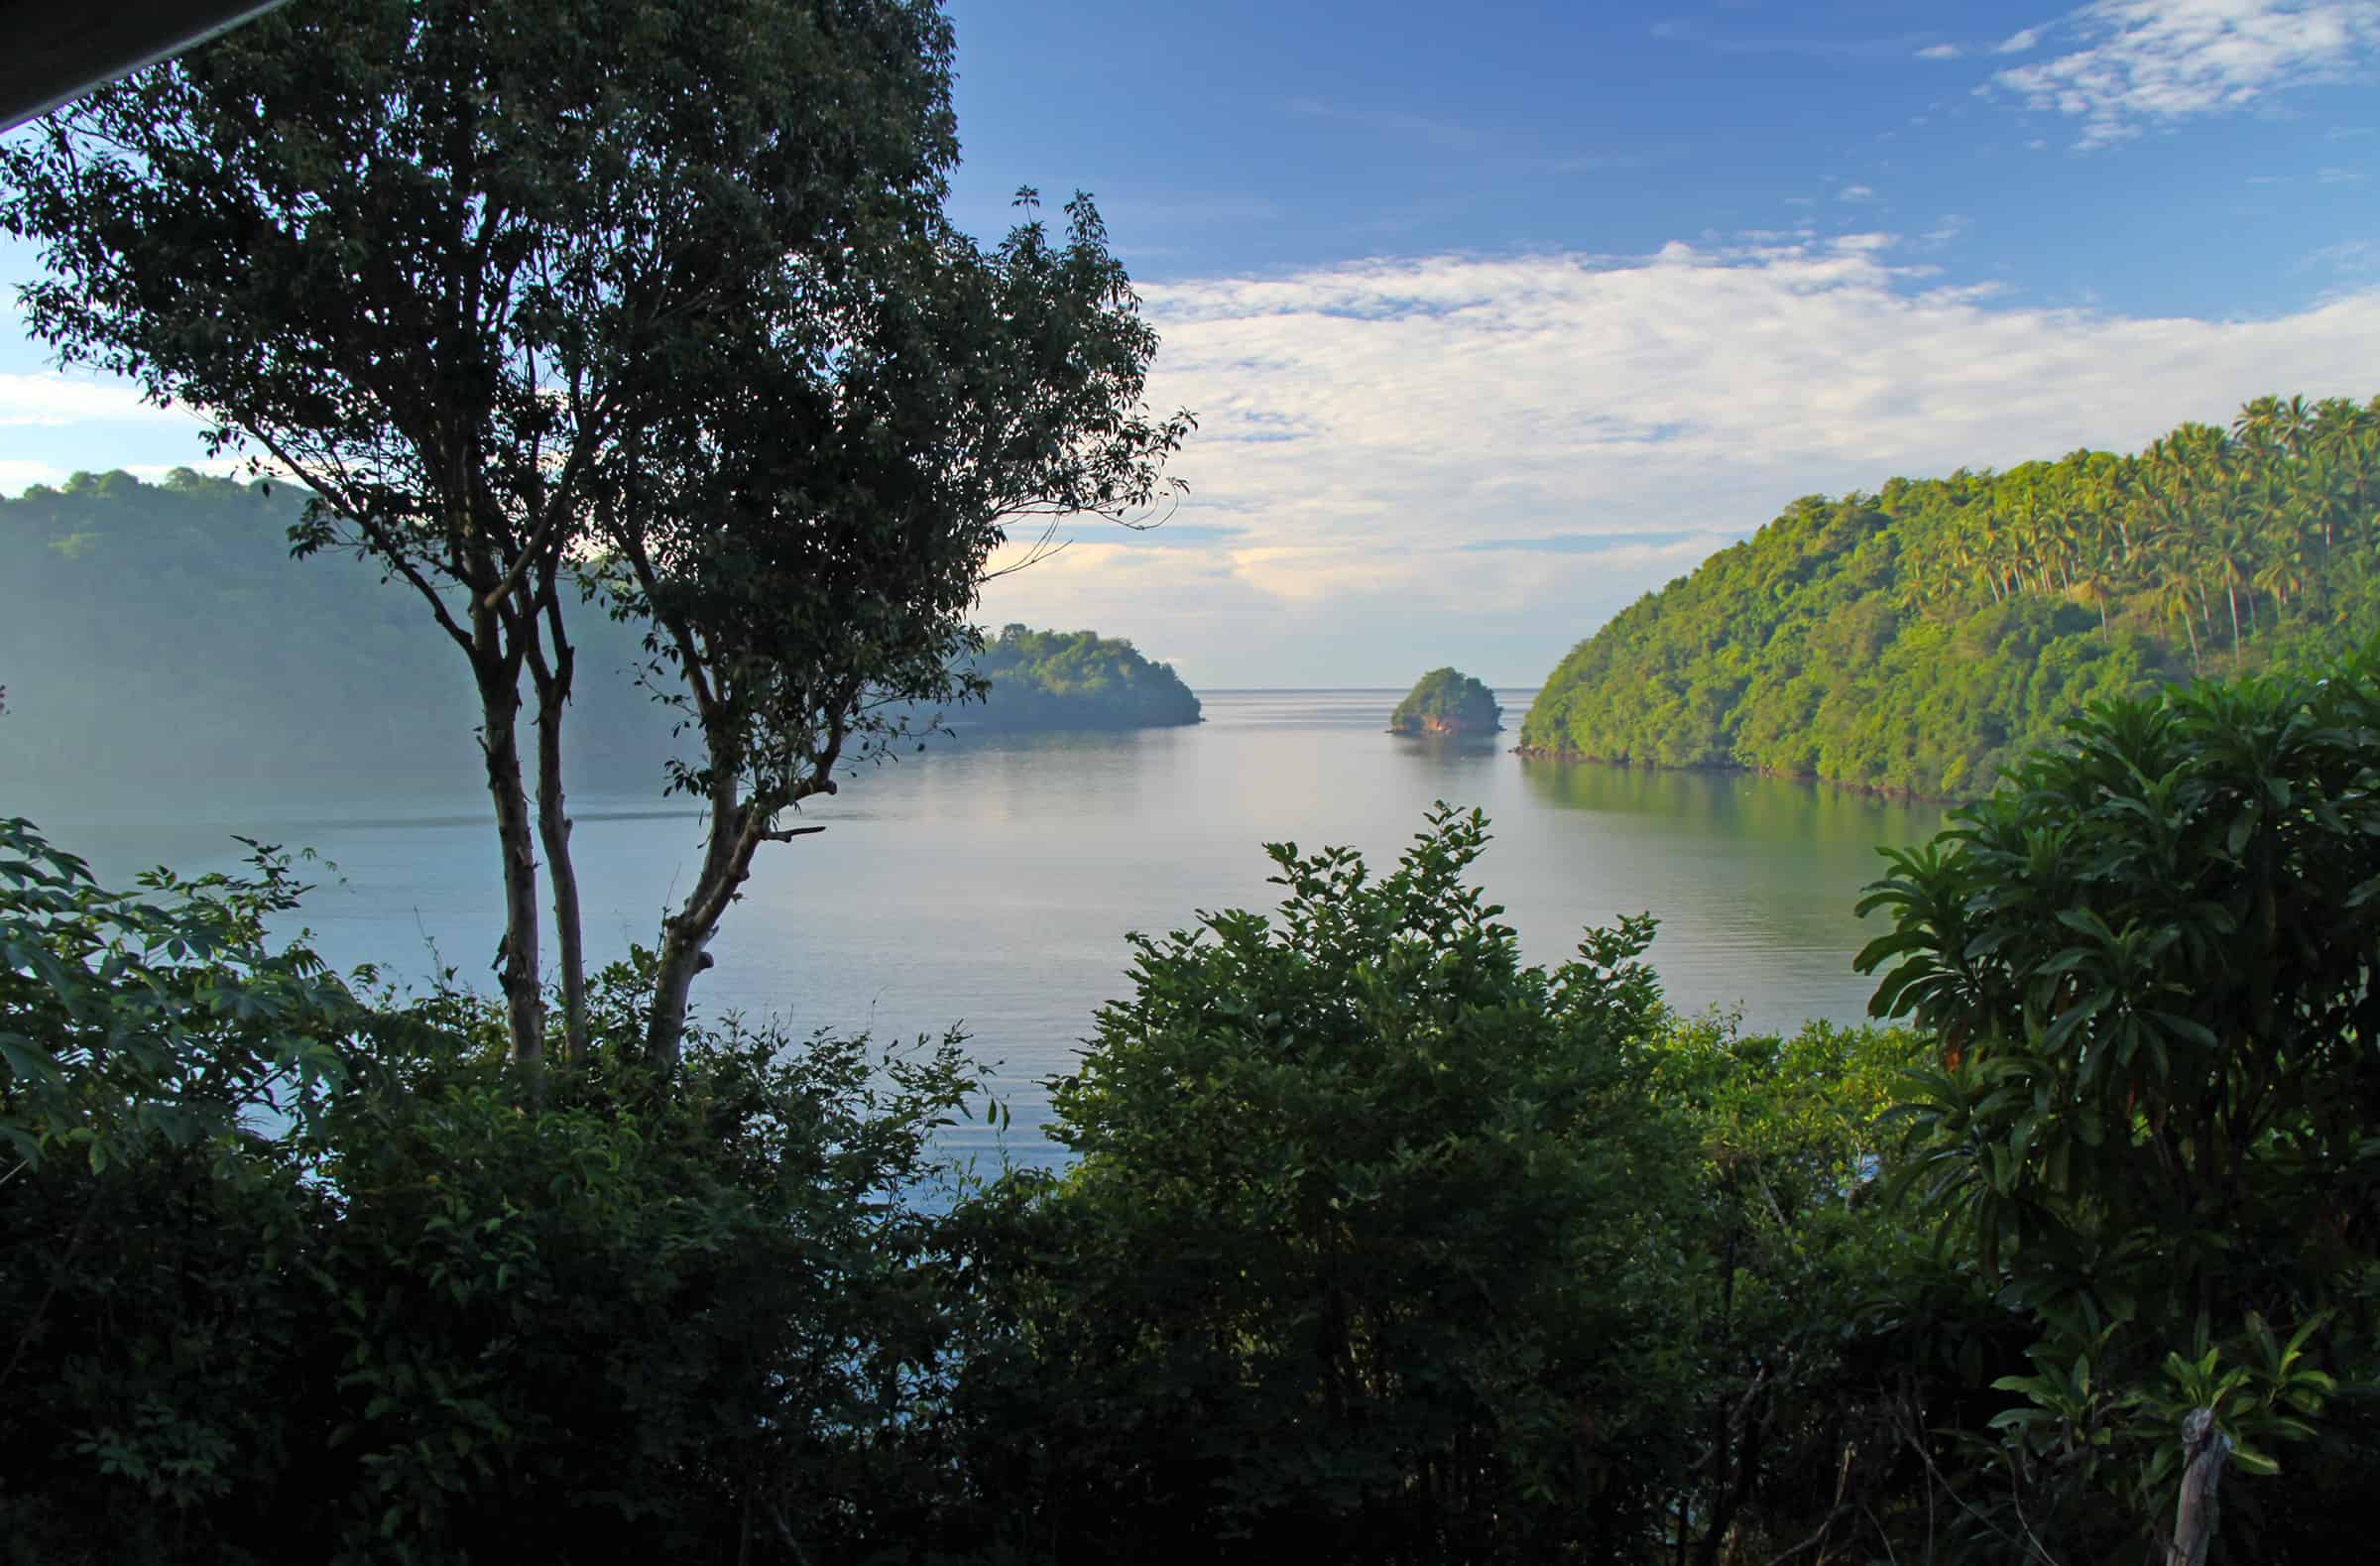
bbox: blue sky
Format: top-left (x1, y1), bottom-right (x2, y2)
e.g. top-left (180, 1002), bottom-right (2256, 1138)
top-left (5, 0), bottom-right (2378, 683)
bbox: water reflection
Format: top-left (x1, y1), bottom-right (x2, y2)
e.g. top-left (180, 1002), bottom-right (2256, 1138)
top-left (34, 688), bottom-right (1945, 1169)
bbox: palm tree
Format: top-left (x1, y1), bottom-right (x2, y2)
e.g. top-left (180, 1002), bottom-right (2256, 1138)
top-left (2157, 574), bottom-right (2202, 676)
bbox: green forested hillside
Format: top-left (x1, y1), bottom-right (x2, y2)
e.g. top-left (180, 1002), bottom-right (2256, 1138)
top-left (0, 469), bottom-right (680, 812)
top-left (961, 624), bottom-right (1201, 730)
top-left (1521, 395), bottom-right (2380, 795)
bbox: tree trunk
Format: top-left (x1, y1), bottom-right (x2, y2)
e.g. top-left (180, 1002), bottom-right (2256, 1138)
top-left (473, 656), bottom-right (545, 1066)
top-left (648, 775), bottom-right (749, 1074)
top-left (2168, 1409), bottom-right (2227, 1566)
top-left (527, 630), bottom-right (587, 1063)
top-left (647, 757), bottom-right (826, 1073)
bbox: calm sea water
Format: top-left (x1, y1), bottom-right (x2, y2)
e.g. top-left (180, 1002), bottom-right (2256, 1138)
top-left (50, 689), bottom-right (1947, 1168)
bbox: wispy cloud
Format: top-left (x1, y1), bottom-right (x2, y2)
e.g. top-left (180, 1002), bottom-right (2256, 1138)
top-left (1997, 26), bottom-right (2048, 54)
top-left (1990, 0), bottom-right (2380, 149)
top-left (1839, 183), bottom-right (1880, 202)
top-left (978, 239), bottom-right (2380, 682)
top-left (2301, 237), bottom-right (2377, 272)
top-left (1917, 43), bottom-right (1965, 60)
top-left (1288, 97), bottom-right (1484, 152)
top-left (1107, 523), bottom-right (1244, 548)
top-left (0, 373), bottom-right (192, 427)
top-left (1458, 530), bottom-right (1737, 554)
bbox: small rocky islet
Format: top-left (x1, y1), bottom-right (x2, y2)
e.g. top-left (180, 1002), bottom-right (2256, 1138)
top-left (1388, 666), bottom-right (1502, 737)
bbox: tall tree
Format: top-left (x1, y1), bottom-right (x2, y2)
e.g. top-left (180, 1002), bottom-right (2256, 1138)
top-left (600, 190), bottom-right (1187, 1068)
top-left (2, 0), bottom-right (1184, 1072)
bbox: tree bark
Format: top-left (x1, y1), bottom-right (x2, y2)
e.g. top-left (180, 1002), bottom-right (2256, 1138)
top-left (525, 591), bottom-right (587, 1063)
top-left (472, 649), bottom-right (545, 1066)
top-left (2168, 1408), bottom-right (2227, 1566)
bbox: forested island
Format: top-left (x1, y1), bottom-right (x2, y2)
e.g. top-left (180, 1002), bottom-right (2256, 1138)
top-left (1521, 395), bottom-right (2380, 795)
top-left (1388, 666), bottom-right (1500, 735)
top-left (958, 624), bottom-right (1201, 730)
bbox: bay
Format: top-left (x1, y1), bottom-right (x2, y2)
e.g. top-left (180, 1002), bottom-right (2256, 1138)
top-left (48, 688), bottom-right (1947, 1169)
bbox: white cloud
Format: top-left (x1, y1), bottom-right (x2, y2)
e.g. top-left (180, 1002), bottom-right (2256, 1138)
top-left (1992, 0), bottom-right (2380, 149)
top-left (978, 241), bottom-right (2380, 683)
top-left (0, 373), bottom-right (193, 427)
top-left (1838, 183), bottom-right (1879, 201)
top-left (1997, 26), bottom-right (2048, 54)
top-left (0, 458), bottom-right (64, 490)
top-left (1917, 43), bottom-right (1965, 59)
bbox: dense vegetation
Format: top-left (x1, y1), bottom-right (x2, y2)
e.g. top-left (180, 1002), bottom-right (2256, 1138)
top-left (959, 624), bottom-right (1201, 730)
top-left (1521, 395), bottom-right (2380, 795)
top-left (1388, 665), bottom-right (1501, 735)
top-left (10, 651), bottom-right (2379, 1561)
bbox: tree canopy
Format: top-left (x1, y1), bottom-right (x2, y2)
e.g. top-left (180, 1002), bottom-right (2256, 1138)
top-left (1520, 394), bottom-right (2380, 796)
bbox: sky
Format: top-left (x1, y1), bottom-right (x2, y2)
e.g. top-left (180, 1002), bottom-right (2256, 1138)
top-left (3, 0), bottom-right (2378, 684)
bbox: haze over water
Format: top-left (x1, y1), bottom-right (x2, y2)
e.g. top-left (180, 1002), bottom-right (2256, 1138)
top-left (60, 688), bottom-right (1946, 1168)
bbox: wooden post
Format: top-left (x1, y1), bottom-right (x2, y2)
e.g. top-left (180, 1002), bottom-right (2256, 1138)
top-left (2168, 1407), bottom-right (2229, 1566)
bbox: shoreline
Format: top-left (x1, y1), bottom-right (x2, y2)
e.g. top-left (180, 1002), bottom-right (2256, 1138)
top-left (1507, 745), bottom-right (1975, 805)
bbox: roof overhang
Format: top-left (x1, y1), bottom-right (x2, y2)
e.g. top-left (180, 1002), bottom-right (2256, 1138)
top-left (1, 1), bottom-right (295, 132)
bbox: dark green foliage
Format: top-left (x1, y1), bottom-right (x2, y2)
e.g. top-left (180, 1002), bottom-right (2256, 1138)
top-left (1, 817), bottom-right (985, 1564)
top-left (1389, 666), bottom-right (1502, 736)
top-left (943, 806), bottom-right (1694, 1562)
top-left (1860, 647), bottom-right (2380, 1558)
top-left (0, 470), bottom-right (676, 809)
top-left (1523, 396), bottom-right (2380, 796)
top-left (953, 623), bottom-right (1201, 731)
top-left (0, 812), bottom-right (355, 1171)
top-left (1634, 1016), bottom-right (2015, 1566)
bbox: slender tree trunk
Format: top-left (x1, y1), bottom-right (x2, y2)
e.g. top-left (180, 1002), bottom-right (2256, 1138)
top-left (648, 765), bottom-right (754, 1074)
top-left (472, 654), bottom-right (545, 1066)
top-left (2169, 1409), bottom-right (2228, 1566)
top-left (648, 762), bottom-right (831, 1073)
top-left (526, 620), bottom-right (587, 1063)
top-left (2225, 584), bottom-right (2241, 655)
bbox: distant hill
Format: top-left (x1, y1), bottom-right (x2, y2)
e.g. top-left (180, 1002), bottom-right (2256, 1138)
top-left (0, 469), bottom-right (682, 816)
top-left (1520, 395), bottom-right (2380, 797)
top-left (954, 625), bottom-right (1201, 731)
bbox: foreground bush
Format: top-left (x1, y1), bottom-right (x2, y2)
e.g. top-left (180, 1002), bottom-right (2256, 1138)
top-left (0, 823), bottom-right (981, 1563)
top-left (1861, 645), bottom-right (2380, 1560)
top-left (937, 806), bottom-right (1699, 1562)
